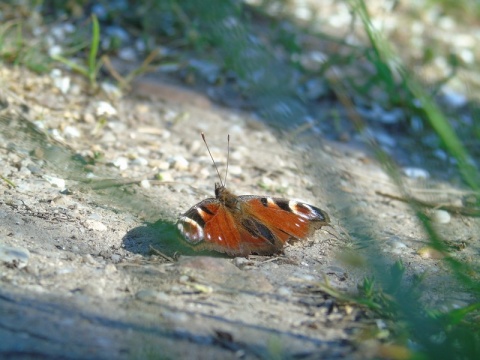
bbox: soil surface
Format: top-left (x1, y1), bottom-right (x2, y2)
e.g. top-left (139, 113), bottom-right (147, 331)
top-left (1, 65), bottom-right (478, 359)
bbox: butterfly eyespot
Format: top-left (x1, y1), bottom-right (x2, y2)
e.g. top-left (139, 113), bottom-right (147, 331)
top-left (289, 201), bottom-right (318, 219)
top-left (178, 216), bottom-right (204, 242)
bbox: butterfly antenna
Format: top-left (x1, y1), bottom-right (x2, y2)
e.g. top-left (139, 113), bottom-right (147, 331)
top-left (224, 134), bottom-right (230, 187)
top-left (201, 132), bottom-right (224, 186)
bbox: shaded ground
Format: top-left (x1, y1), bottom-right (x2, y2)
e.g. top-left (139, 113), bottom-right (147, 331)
top-left (0, 63), bottom-right (478, 359)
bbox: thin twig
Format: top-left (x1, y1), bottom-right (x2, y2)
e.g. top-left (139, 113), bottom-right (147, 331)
top-left (149, 245), bottom-right (175, 262)
top-left (376, 191), bottom-right (480, 217)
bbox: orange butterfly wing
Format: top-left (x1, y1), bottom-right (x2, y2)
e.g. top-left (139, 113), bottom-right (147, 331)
top-left (178, 199), bottom-right (280, 256)
top-left (177, 194), bottom-right (329, 256)
top-left (239, 196), bottom-right (329, 243)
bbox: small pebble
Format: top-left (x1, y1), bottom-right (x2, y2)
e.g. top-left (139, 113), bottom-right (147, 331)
top-left (48, 45), bottom-right (62, 57)
top-left (389, 240), bottom-right (407, 254)
top-left (95, 101), bottom-right (117, 117)
top-left (162, 310), bottom-right (189, 323)
top-left (433, 149), bottom-right (448, 161)
top-left (179, 275), bottom-right (190, 283)
top-left (132, 157), bottom-right (148, 166)
top-left (136, 289), bottom-right (168, 302)
top-left (84, 220), bottom-right (107, 232)
top-left (112, 157), bottom-right (129, 170)
top-left (100, 82), bottom-right (122, 98)
top-left (188, 140), bottom-right (203, 155)
top-left (228, 165), bottom-right (243, 176)
top-left (82, 254), bottom-right (98, 265)
top-left (82, 283), bottom-right (104, 297)
top-left (111, 254), bottom-right (121, 263)
top-left (0, 244), bottom-right (30, 269)
top-left (403, 167), bottom-right (430, 179)
top-left (43, 175), bottom-right (66, 190)
top-left (172, 156), bottom-right (189, 171)
top-left (27, 164), bottom-right (42, 174)
top-left (443, 90), bottom-right (467, 108)
top-left (51, 72), bottom-right (71, 94)
top-left (260, 176), bottom-right (274, 188)
top-left (430, 209), bottom-right (451, 224)
top-left (140, 179), bottom-right (151, 189)
top-left (277, 286), bottom-right (292, 296)
top-left (63, 126), bottom-right (81, 139)
top-left (101, 132), bottom-right (116, 143)
top-left (149, 159), bottom-right (170, 170)
top-left (233, 257), bottom-right (252, 268)
top-left (156, 172), bottom-right (174, 182)
top-left (56, 267), bottom-right (74, 275)
top-left (104, 263), bottom-right (117, 275)
top-left (418, 246), bottom-right (445, 259)
top-left (375, 132), bottom-right (396, 147)
top-left (83, 113), bottom-right (95, 123)
top-left (118, 47), bottom-right (137, 61)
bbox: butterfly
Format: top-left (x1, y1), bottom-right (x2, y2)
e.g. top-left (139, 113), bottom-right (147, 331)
top-left (176, 133), bottom-right (330, 256)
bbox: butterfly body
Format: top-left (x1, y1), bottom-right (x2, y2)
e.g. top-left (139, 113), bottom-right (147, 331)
top-left (177, 182), bottom-right (330, 256)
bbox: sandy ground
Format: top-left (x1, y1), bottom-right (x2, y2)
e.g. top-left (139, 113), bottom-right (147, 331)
top-left (1, 65), bottom-right (478, 359)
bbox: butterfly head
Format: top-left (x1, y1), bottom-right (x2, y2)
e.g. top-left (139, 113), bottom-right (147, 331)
top-left (215, 182), bottom-right (238, 210)
top-left (214, 182), bottom-right (224, 197)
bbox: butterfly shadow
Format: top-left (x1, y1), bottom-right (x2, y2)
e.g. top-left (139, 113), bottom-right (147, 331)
top-left (122, 219), bottom-right (228, 259)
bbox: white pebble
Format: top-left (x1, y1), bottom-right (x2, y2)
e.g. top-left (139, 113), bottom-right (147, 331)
top-left (104, 263), bottom-right (117, 275)
top-left (56, 267), bottom-right (74, 275)
top-left (48, 45), bottom-right (62, 57)
top-left (403, 167), bottom-right (430, 179)
top-left (443, 90), bottom-right (467, 108)
top-left (83, 113), bottom-right (95, 124)
top-left (233, 257), bottom-right (251, 268)
top-left (375, 131), bottom-right (396, 147)
top-left (140, 179), bottom-right (151, 189)
top-left (52, 74), bottom-right (71, 94)
top-left (43, 175), bottom-right (66, 190)
top-left (172, 156), bottom-right (189, 171)
top-left (431, 209), bottom-right (451, 224)
top-left (0, 245), bottom-right (30, 269)
top-left (277, 286), bottom-right (292, 296)
top-left (227, 165), bottom-right (243, 176)
top-left (260, 176), bottom-right (274, 187)
top-left (83, 254), bottom-right (98, 265)
top-left (100, 82), bottom-right (121, 98)
top-left (112, 157), bottom-right (129, 170)
top-left (85, 220), bottom-right (108, 232)
top-left (149, 160), bottom-right (170, 171)
top-left (157, 172), bottom-right (174, 182)
top-left (63, 125), bottom-right (81, 139)
top-left (389, 240), bottom-right (407, 254)
top-left (132, 157), bottom-right (148, 166)
top-left (95, 101), bottom-right (117, 117)
top-left (390, 241), bottom-right (407, 249)
top-left (118, 47), bottom-right (137, 61)
top-left (136, 289), bottom-right (166, 301)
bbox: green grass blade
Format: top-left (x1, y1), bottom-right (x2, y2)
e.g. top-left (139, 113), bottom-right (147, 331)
top-left (88, 14), bottom-right (100, 87)
top-left (406, 78), bottom-right (480, 191)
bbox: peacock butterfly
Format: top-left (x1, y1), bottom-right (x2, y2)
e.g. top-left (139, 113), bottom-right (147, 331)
top-left (176, 133), bottom-right (330, 256)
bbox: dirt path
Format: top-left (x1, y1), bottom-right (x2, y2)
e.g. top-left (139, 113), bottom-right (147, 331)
top-left (1, 66), bottom-right (478, 358)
